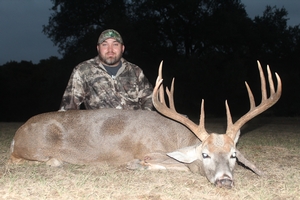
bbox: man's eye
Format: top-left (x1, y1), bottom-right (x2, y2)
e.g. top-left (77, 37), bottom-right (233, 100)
top-left (202, 153), bottom-right (210, 159)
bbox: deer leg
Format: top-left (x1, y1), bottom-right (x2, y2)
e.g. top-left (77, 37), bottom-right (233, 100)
top-left (8, 154), bottom-right (26, 164)
top-left (9, 150), bottom-right (63, 167)
top-left (46, 158), bottom-right (63, 167)
top-left (127, 152), bottom-right (189, 171)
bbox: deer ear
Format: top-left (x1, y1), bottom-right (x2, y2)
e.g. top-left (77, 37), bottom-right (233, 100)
top-left (234, 130), bottom-right (241, 144)
top-left (236, 150), bottom-right (264, 176)
top-left (167, 144), bottom-right (200, 163)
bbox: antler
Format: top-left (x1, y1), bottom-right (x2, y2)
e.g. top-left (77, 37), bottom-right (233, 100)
top-left (226, 61), bottom-right (282, 140)
top-left (152, 61), bottom-right (209, 141)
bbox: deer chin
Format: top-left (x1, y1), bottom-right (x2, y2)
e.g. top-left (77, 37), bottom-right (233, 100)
top-left (186, 158), bottom-right (234, 188)
top-left (203, 160), bottom-right (235, 188)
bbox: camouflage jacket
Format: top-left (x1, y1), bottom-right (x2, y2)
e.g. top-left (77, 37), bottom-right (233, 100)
top-left (60, 57), bottom-right (153, 111)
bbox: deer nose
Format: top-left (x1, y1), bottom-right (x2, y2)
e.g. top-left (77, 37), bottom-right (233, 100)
top-left (215, 175), bottom-right (233, 188)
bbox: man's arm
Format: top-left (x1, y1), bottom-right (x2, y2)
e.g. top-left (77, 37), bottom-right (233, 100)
top-left (137, 71), bottom-right (154, 111)
top-left (59, 69), bottom-right (85, 110)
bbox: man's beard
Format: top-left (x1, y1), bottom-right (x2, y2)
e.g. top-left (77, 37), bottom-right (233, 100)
top-left (99, 54), bottom-right (122, 66)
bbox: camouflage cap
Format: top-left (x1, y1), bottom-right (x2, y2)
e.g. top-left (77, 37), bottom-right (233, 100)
top-left (97, 29), bottom-right (123, 44)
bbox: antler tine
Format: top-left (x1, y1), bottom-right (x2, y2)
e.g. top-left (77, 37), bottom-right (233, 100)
top-left (157, 61), bottom-right (177, 111)
top-left (153, 61), bottom-right (209, 141)
top-left (157, 61), bottom-right (166, 105)
top-left (166, 78), bottom-right (176, 111)
top-left (199, 99), bottom-right (208, 137)
top-left (226, 61), bottom-right (282, 140)
top-left (258, 61), bottom-right (267, 101)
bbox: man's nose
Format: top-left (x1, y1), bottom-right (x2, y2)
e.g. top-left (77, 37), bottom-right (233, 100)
top-left (107, 44), bottom-right (113, 51)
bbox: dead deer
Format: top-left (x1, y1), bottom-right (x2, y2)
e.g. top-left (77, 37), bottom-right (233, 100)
top-left (152, 60), bottom-right (281, 187)
top-left (9, 61), bottom-right (281, 188)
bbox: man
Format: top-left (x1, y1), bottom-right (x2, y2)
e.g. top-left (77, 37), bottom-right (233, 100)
top-left (60, 29), bottom-right (153, 111)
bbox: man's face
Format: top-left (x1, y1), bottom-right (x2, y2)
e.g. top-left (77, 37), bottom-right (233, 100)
top-left (97, 38), bottom-right (125, 66)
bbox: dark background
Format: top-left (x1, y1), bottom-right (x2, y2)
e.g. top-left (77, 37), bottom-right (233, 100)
top-left (1, 0), bottom-right (299, 122)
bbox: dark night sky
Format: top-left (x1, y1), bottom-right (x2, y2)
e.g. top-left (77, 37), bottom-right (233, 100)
top-left (0, 0), bottom-right (299, 65)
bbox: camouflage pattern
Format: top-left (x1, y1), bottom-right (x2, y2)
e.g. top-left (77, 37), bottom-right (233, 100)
top-left (98, 29), bottom-right (123, 44)
top-left (60, 57), bottom-right (153, 111)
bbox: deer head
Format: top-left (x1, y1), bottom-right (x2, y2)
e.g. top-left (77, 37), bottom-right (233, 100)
top-left (152, 61), bottom-right (282, 188)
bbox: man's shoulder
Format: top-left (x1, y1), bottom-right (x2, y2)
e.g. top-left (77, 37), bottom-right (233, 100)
top-left (122, 58), bottom-right (137, 67)
top-left (77, 57), bottom-right (98, 67)
top-left (122, 58), bottom-right (142, 72)
top-left (73, 57), bottom-right (101, 72)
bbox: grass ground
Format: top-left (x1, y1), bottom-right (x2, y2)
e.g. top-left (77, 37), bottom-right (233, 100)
top-left (0, 117), bottom-right (299, 200)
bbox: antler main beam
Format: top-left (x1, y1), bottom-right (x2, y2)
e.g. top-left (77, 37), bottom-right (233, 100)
top-left (226, 61), bottom-right (282, 140)
top-left (153, 61), bottom-right (281, 142)
top-left (152, 61), bottom-right (209, 141)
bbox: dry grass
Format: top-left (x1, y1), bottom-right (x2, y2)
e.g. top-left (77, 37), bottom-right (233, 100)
top-left (0, 118), bottom-right (299, 200)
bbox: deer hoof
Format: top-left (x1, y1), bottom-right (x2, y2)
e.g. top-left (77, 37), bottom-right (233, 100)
top-left (126, 159), bottom-right (148, 170)
top-left (46, 158), bottom-right (63, 167)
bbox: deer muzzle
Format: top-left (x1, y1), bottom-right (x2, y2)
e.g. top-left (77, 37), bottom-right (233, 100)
top-left (215, 175), bottom-right (234, 188)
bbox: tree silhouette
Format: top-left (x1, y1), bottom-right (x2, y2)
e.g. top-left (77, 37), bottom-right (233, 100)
top-left (43, 0), bottom-right (129, 61)
top-left (1, 0), bottom-right (299, 121)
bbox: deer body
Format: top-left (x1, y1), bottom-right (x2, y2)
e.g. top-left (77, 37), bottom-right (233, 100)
top-left (9, 61), bottom-right (282, 188)
top-left (10, 109), bottom-right (199, 166)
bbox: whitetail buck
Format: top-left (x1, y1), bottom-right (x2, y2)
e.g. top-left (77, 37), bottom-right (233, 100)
top-left (9, 61), bottom-right (281, 188)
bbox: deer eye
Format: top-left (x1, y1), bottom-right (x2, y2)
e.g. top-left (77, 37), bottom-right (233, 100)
top-left (231, 152), bottom-right (236, 158)
top-left (202, 153), bottom-right (211, 159)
